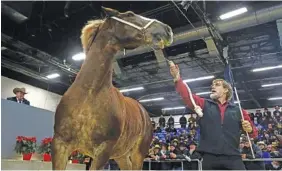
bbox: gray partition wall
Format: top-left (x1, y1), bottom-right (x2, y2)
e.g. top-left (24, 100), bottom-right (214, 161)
top-left (1, 99), bottom-right (54, 159)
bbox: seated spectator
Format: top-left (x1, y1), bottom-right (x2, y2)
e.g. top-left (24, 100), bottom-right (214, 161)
top-left (159, 115), bottom-right (166, 129)
top-left (269, 161), bottom-right (282, 170)
top-left (179, 115), bottom-right (187, 128)
top-left (169, 144), bottom-right (181, 170)
top-left (159, 143), bottom-right (171, 169)
top-left (264, 108), bottom-right (272, 119)
top-left (274, 106), bottom-right (281, 120)
top-left (7, 87), bottom-right (30, 105)
top-left (241, 137), bottom-right (265, 170)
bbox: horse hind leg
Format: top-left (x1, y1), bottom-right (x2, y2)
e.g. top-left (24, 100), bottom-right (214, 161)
top-left (114, 154), bottom-right (133, 170)
top-left (51, 136), bottom-right (72, 170)
top-left (88, 142), bottom-right (115, 170)
top-left (130, 149), bottom-right (146, 170)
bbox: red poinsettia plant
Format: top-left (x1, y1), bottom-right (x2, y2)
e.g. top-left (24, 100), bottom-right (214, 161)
top-left (70, 150), bottom-right (85, 163)
top-left (14, 136), bottom-right (37, 154)
top-left (38, 137), bottom-right (52, 154)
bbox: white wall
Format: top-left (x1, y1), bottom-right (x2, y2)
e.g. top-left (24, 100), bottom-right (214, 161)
top-left (1, 76), bottom-right (62, 112)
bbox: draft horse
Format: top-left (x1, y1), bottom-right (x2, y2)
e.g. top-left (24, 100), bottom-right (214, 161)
top-left (51, 7), bottom-right (173, 170)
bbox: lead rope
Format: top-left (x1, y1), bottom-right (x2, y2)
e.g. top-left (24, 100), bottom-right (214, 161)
top-left (168, 60), bottom-right (203, 117)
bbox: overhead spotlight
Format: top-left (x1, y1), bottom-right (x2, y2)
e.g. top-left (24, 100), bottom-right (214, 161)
top-left (120, 87), bottom-right (144, 93)
top-left (219, 7), bottom-right (248, 20)
top-left (183, 75), bottom-right (214, 83)
top-left (262, 83), bottom-right (282, 87)
top-left (72, 52), bottom-right (85, 61)
top-left (196, 91), bottom-right (211, 95)
top-left (46, 73), bottom-right (60, 79)
top-left (139, 97), bottom-right (164, 103)
top-left (252, 65), bottom-right (282, 72)
top-left (268, 97), bottom-right (282, 101)
top-left (162, 106), bottom-right (186, 111)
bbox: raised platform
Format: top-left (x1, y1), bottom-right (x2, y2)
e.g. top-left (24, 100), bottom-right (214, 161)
top-left (1, 159), bottom-right (85, 170)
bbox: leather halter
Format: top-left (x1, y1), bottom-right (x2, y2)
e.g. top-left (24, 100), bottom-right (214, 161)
top-left (86, 16), bottom-right (156, 53)
top-left (111, 16), bottom-right (156, 32)
top-left (111, 16), bottom-right (156, 55)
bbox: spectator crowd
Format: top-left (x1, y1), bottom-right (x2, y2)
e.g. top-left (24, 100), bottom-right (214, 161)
top-left (146, 106), bottom-right (282, 170)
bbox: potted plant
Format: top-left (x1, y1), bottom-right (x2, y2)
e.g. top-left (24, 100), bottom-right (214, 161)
top-left (14, 136), bottom-right (37, 160)
top-left (38, 137), bottom-right (52, 162)
top-left (70, 150), bottom-right (85, 164)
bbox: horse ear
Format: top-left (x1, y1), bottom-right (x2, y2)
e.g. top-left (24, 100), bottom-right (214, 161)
top-left (101, 7), bottom-right (119, 17)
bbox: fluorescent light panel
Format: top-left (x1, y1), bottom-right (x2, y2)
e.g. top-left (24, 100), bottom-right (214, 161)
top-left (252, 65), bottom-right (282, 72)
top-left (268, 97), bottom-right (282, 101)
top-left (72, 52), bottom-right (85, 61)
top-left (120, 87), bottom-right (144, 93)
top-left (220, 7), bottom-right (248, 20)
top-left (139, 97), bottom-right (164, 103)
top-left (183, 75), bottom-right (214, 83)
top-left (196, 91), bottom-right (211, 95)
top-left (162, 106), bottom-right (185, 111)
top-left (46, 73), bottom-right (60, 79)
top-left (262, 83), bottom-right (282, 87)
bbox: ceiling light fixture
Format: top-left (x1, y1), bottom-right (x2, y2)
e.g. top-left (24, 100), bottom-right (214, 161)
top-left (196, 91), bottom-right (211, 95)
top-left (183, 75), bottom-right (215, 83)
top-left (139, 97), bottom-right (164, 103)
top-left (46, 73), bottom-right (60, 79)
top-left (252, 64), bottom-right (282, 72)
top-left (120, 87), bottom-right (144, 93)
top-left (220, 7), bottom-right (248, 20)
top-left (268, 97), bottom-right (282, 101)
top-left (262, 83), bottom-right (282, 87)
top-left (162, 106), bottom-right (186, 111)
top-left (72, 52), bottom-right (85, 61)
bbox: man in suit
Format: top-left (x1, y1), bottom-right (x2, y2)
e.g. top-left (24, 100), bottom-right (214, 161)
top-left (7, 87), bottom-right (30, 105)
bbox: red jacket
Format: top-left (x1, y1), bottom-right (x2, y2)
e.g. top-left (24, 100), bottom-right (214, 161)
top-left (175, 78), bottom-right (258, 138)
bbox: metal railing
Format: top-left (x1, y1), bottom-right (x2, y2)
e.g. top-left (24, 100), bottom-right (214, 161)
top-left (144, 159), bottom-right (202, 171)
top-left (106, 158), bottom-right (282, 170)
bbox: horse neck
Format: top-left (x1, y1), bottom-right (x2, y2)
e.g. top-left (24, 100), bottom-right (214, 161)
top-left (75, 41), bottom-right (117, 92)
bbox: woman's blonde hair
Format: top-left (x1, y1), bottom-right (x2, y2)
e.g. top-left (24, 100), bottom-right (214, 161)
top-left (212, 79), bottom-right (233, 101)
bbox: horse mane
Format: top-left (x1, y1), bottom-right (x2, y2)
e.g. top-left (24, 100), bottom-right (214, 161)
top-left (80, 19), bottom-right (105, 52)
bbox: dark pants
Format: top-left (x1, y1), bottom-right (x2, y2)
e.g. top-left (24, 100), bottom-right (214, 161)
top-left (181, 124), bottom-right (186, 128)
top-left (202, 153), bottom-right (246, 170)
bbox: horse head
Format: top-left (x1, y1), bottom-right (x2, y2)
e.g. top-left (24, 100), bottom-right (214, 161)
top-left (81, 7), bottom-right (173, 53)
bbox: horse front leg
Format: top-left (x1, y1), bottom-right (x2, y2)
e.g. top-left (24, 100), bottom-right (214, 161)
top-left (51, 135), bottom-right (72, 170)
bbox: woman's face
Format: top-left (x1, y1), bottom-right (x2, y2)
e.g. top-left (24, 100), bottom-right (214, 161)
top-left (154, 148), bottom-right (160, 153)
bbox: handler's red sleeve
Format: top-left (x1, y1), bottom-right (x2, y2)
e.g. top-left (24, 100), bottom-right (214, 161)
top-left (175, 78), bottom-right (205, 109)
top-left (242, 109), bottom-right (258, 138)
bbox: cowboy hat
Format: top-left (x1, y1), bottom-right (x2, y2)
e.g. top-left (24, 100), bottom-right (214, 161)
top-left (13, 88), bottom-right (27, 94)
top-left (257, 141), bottom-right (266, 146)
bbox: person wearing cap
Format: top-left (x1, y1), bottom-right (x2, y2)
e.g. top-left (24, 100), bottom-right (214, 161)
top-left (170, 63), bottom-right (258, 170)
top-left (274, 106), bottom-right (281, 120)
top-left (241, 137), bottom-right (265, 170)
top-left (188, 141), bottom-right (201, 170)
top-left (7, 87), bottom-right (30, 105)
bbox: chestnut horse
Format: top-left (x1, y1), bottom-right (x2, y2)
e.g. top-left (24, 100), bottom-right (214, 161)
top-left (51, 7), bottom-right (173, 170)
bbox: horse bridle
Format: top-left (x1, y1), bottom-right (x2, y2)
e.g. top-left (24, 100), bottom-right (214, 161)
top-left (86, 16), bottom-right (156, 54)
top-left (111, 16), bottom-right (157, 55)
top-left (111, 16), bottom-right (156, 33)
